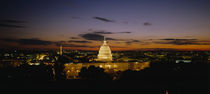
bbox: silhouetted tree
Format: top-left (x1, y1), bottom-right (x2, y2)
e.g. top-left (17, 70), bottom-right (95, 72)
top-left (79, 65), bottom-right (112, 80)
top-left (15, 64), bottom-right (54, 81)
top-left (54, 55), bottom-right (70, 80)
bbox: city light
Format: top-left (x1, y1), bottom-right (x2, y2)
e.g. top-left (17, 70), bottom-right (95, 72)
top-left (0, 0), bottom-right (209, 93)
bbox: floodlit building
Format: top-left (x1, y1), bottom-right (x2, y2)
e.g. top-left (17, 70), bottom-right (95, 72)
top-left (64, 62), bottom-right (150, 79)
top-left (96, 37), bottom-right (112, 62)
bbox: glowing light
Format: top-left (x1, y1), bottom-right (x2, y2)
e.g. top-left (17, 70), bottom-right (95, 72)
top-left (166, 90), bottom-right (168, 94)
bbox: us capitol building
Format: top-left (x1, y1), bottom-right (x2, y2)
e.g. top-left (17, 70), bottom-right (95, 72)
top-left (62, 37), bottom-right (150, 79)
top-left (96, 37), bottom-right (113, 62)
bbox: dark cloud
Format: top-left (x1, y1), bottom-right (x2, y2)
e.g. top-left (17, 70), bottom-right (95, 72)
top-left (79, 33), bottom-right (104, 41)
top-left (68, 40), bottom-right (92, 43)
top-left (156, 38), bottom-right (210, 45)
top-left (160, 38), bottom-right (197, 41)
top-left (0, 23), bottom-right (26, 28)
top-left (125, 39), bottom-right (141, 45)
top-left (119, 31), bottom-right (132, 34)
top-left (143, 22), bottom-right (152, 26)
top-left (1, 19), bottom-right (27, 23)
top-left (93, 31), bottom-right (114, 34)
top-left (88, 29), bottom-right (114, 34)
top-left (1, 38), bottom-right (53, 45)
top-left (0, 19), bottom-right (27, 28)
top-left (79, 33), bottom-right (116, 41)
top-left (88, 29), bottom-right (132, 35)
top-left (93, 17), bottom-right (114, 22)
top-left (70, 37), bottom-right (80, 39)
top-left (132, 40), bottom-right (141, 42)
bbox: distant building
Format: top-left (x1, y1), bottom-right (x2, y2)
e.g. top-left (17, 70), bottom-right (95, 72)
top-left (175, 60), bottom-right (191, 63)
top-left (96, 37), bottom-right (112, 62)
top-left (59, 45), bottom-right (63, 55)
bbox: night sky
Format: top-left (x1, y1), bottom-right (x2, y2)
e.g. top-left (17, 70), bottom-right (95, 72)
top-left (0, 0), bottom-right (210, 50)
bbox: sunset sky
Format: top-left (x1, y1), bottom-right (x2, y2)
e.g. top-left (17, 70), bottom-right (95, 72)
top-left (0, 0), bottom-right (210, 51)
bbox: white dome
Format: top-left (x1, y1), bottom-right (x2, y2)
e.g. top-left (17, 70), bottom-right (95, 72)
top-left (97, 38), bottom-right (112, 61)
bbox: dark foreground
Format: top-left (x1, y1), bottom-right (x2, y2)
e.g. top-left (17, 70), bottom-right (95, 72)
top-left (0, 78), bottom-right (208, 94)
top-left (0, 63), bottom-right (209, 94)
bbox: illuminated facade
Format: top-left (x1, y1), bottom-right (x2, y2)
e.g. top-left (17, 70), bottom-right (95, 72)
top-left (64, 62), bottom-right (150, 79)
top-left (97, 37), bottom-right (112, 61)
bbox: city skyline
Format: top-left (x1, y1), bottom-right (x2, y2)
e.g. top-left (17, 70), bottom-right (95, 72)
top-left (0, 0), bottom-right (210, 51)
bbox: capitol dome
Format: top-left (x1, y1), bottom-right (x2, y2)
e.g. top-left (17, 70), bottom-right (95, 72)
top-left (97, 37), bottom-right (112, 62)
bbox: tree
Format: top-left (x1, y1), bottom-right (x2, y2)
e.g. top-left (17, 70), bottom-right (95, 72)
top-left (79, 65), bottom-right (112, 80)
